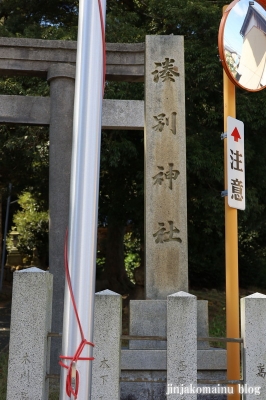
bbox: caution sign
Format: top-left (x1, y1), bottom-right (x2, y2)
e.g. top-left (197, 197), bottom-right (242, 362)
top-left (227, 116), bottom-right (245, 210)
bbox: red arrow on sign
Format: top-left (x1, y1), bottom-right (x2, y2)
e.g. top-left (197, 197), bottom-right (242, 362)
top-left (231, 127), bottom-right (241, 142)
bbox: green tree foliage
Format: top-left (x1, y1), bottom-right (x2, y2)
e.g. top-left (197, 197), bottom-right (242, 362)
top-left (0, 125), bottom-right (49, 200)
top-left (104, 0), bottom-right (266, 288)
top-left (0, 0), bottom-right (75, 275)
top-left (124, 232), bottom-right (141, 282)
top-left (0, 0), bottom-right (78, 38)
top-left (1, 0), bottom-right (266, 289)
top-left (0, 77), bottom-right (50, 264)
top-left (0, 74), bottom-right (50, 201)
top-left (236, 88), bottom-right (266, 287)
top-left (7, 192), bottom-right (48, 267)
top-left (105, 0), bottom-right (227, 288)
top-left (98, 127), bottom-right (144, 291)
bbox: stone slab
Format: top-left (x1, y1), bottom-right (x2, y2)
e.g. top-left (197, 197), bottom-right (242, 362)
top-left (121, 349), bottom-right (226, 371)
top-left (102, 100), bottom-right (144, 130)
top-left (121, 384), bottom-right (227, 400)
top-left (129, 300), bottom-right (167, 350)
top-left (91, 289), bottom-right (122, 400)
top-left (120, 371), bottom-right (227, 400)
top-left (121, 381), bottom-right (166, 400)
top-left (145, 35), bottom-right (187, 299)
top-left (0, 37), bottom-right (144, 80)
top-left (241, 292), bottom-right (266, 399)
top-left (197, 300), bottom-right (209, 349)
top-left (0, 95), bottom-right (50, 125)
top-left (121, 370), bottom-right (166, 382)
top-left (129, 299), bottom-right (209, 350)
top-left (197, 349), bottom-right (227, 370)
top-left (121, 350), bottom-right (166, 370)
top-left (6, 268), bottom-right (53, 400)
top-left (0, 96), bottom-right (144, 130)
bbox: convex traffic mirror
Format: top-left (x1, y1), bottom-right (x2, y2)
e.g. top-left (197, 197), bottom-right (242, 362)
top-left (218, 0), bottom-right (266, 91)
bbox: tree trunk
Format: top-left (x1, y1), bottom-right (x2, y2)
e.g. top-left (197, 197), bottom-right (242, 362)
top-left (103, 221), bottom-right (134, 294)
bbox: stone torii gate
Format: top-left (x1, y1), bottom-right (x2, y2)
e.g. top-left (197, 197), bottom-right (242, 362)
top-left (0, 36), bottom-right (145, 372)
top-left (0, 36), bottom-right (189, 377)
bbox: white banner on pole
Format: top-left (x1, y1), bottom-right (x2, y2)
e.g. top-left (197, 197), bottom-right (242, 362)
top-left (60, 0), bottom-right (106, 398)
top-left (227, 116), bottom-right (245, 210)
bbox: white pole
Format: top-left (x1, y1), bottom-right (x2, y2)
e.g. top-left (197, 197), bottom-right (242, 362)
top-left (60, 0), bottom-right (106, 398)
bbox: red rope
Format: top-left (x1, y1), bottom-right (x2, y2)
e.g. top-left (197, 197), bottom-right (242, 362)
top-left (98, 0), bottom-right (106, 95)
top-left (59, 0), bottom-right (106, 397)
top-left (59, 231), bottom-right (95, 399)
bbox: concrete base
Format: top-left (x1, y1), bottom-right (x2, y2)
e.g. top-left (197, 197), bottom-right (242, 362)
top-left (129, 299), bottom-right (209, 349)
top-left (120, 367), bottom-right (226, 400)
top-left (121, 378), bottom-right (166, 400)
top-left (125, 297), bottom-right (225, 399)
top-left (120, 349), bottom-right (227, 400)
top-left (121, 349), bottom-right (226, 370)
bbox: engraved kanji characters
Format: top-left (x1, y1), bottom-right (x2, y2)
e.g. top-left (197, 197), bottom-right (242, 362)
top-left (257, 363), bottom-right (266, 378)
top-left (152, 112), bottom-right (177, 135)
top-left (177, 376), bottom-right (186, 385)
top-left (100, 375), bottom-right (108, 384)
top-left (153, 163), bottom-right (179, 190)
top-left (20, 368), bottom-right (30, 383)
top-left (178, 360), bottom-right (187, 372)
top-left (98, 359), bottom-right (110, 399)
top-left (153, 113), bottom-right (166, 132)
top-left (149, 52), bottom-right (183, 249)
top-left (21, 353), bottom-right (30, 364)
top-left (100, 358), bottom-right (110, 369)
top-left (152, 58), bottom-right (180, 82)
top-left (153, 221), bottom-right (182, 244)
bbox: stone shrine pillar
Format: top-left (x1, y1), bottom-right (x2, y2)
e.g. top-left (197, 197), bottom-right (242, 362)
top-left (167, 292), bottom-right (197, 400)
top-left (126, 38), bottom-right (189, 398)
top-left (145, 35), bottom-right (188, 299)
top-left (91, 290), bottom-right (122, 400)
top-left (47, 64), bottom-right (75, 372)
top-left (7, 268), bottom-right (53, 400)
top-left (241, 293), bottom-right (266, 399)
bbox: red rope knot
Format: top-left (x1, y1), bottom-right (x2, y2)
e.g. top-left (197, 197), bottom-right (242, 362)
top-left (60, 229), bottom-right (95, 398)
top-left (59, 339), bottom-right (95, 399)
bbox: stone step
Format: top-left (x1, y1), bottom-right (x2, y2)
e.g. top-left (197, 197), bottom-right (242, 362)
top-left (121, 349), bottom-right (226, 371)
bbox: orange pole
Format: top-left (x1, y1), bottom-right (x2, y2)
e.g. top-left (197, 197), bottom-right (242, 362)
top-left (223, 69), bottom-right (240, 399)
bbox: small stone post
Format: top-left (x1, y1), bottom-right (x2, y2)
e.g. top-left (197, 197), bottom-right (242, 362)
top-left (167, 291), bottom-right (197, 399)
top-left (241, 292), bottom-right (266, 399)
top-left (7, 268), bottom-right (53, 400)
top-left (47, 63), bottom-right (75, 372)
top-left (91, 290), bottom-right (122, 400)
